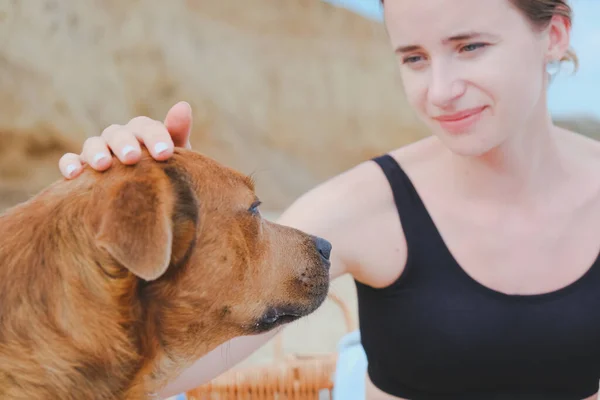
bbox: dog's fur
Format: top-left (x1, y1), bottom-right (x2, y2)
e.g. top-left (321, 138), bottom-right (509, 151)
top-left (0, 148), bottom-right (330, 399)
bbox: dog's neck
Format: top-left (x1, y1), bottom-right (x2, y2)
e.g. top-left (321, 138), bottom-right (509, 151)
top-left (130, 282), bottom-right (228, 396)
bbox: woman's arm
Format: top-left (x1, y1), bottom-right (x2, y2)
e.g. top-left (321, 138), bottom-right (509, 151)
top-left (157, 329), bottom-right (280, 397)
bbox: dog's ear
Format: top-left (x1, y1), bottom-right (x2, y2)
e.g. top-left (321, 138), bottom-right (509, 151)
top-left (95, 167), bottom-right (198, 281)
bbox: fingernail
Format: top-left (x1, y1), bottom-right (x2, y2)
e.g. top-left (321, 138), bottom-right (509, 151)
top-left (93, 153), bottom-right (109, 165)
top-left (154, 142), bottom-right (169, 155)
top-left (66, 164), bottom-right (78, 177)
top-left (122, 145), bottom-right (137, 158)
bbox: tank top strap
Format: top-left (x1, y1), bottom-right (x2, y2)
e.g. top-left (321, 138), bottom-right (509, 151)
top-left (371, 154), bottom-right (442, 252)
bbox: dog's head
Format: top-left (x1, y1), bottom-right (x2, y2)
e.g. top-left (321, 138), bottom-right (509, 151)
top-left (86, 148), bottom-right (330, 368)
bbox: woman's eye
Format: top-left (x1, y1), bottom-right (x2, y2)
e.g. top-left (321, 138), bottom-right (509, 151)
top-left (402, 55), bottom-right (424, 64)
top-left (248, 201), bottom-right (262, 215)
top-left (460, 42), bottom-right (488, 53)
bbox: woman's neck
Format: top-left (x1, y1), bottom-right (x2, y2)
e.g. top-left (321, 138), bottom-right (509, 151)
top-left (446, 108), bottom-right (570, 205)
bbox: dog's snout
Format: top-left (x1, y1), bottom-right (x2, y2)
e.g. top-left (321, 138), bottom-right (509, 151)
top-left (314, 237), bottom-right (332, 262)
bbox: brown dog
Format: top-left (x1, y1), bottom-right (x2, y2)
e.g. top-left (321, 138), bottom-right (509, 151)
top-left (0, 148), bottom-right (331, 399)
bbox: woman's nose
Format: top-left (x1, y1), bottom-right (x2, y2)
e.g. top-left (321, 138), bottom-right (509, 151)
top-left (427, 66), bottom-right (466, 108)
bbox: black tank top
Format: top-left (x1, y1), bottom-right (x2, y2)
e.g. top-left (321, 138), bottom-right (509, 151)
top-left (354, 154), bottom-right (600, 400)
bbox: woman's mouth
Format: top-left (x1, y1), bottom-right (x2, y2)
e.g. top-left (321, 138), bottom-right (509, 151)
top-left (432, 106), bottom-right (487, 134)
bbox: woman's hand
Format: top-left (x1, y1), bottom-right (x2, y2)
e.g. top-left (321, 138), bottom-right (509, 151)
top-left (58, 101), bottom-right (193, 179)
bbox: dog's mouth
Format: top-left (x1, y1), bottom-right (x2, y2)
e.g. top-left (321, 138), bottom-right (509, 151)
top-left (250, 306), bottom-right (305, 334)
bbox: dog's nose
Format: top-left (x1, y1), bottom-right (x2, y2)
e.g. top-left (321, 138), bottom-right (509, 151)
top-left (314, 236), bottom-right (332, 262)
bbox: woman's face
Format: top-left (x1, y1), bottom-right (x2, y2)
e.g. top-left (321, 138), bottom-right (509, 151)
top-left (384, 0), bottom-right (570, 156)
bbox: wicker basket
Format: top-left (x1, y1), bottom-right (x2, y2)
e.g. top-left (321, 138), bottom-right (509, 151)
top-left (185, 292), bottom-right (356, 400)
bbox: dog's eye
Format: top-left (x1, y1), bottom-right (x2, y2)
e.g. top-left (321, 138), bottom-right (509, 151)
top-left (248, 200), bottom-right (262, 215)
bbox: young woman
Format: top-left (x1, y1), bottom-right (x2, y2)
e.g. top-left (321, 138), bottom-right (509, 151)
top-left (58, 0), bottom-right (600, 398)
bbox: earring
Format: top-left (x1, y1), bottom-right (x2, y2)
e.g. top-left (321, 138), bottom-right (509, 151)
top-left (546, 60), bottom-right (561, 81)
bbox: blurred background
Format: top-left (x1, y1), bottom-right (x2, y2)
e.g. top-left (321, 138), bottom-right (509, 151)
top-left (0, 0), bottom-right (597, 382)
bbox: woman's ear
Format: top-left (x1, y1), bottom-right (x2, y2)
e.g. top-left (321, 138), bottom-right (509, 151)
top-left (545, 13), bottom-right (572, 63)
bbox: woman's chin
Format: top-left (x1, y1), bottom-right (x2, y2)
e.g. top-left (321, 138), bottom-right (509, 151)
top-left (434, 129), bottom-right (506, 158)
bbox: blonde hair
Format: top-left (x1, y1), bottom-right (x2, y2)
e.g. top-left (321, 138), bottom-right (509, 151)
top-left (380, 0), bottom-right (579, 72)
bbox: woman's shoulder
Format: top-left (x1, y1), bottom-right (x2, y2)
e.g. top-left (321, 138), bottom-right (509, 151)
top-left (279, 136), bottom-right (441, 233)
top-left (554, 123), bottom-right (600, 161)
top-left (277, 138), bottom-right (435, 238)
top-left (303, 137), bottom-right (438, 210)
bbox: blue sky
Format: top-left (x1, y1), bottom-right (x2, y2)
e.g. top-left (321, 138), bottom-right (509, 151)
top-left (322, 0), bottom-right (599, 118)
